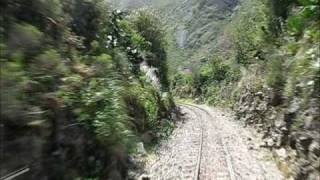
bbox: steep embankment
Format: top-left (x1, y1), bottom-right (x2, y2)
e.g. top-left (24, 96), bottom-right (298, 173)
top-left (231, 1), bottom-right (320, 179)
top-left (169, 0), bottom-right (320, 179)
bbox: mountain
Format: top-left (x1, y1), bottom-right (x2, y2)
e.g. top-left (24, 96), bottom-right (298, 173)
top-left (107, 0), bottom-right (239, 72)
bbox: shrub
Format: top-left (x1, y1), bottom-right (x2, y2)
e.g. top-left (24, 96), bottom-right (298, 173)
top-left (205, 57), bottom-right (232, 82)
top-left (127, 80), bottom-right (160, 131)
top-left (130, 9), bottom-right (170, 91)
top-left (8, 23), bottom-right (43, 55)
top-left (77, 78), bottom-right (134, 149)
top-left (287, 0), bottom-right (320, 36)
top-left (227, 0), bottom-right (269, 66)
top-left (266, 57), bottom-right (285, 90)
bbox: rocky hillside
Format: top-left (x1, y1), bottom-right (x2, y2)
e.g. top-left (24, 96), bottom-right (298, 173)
top-left (233, 1), bottom-right (320, 179)
top-left (171, 0), bottom-right (320, 179)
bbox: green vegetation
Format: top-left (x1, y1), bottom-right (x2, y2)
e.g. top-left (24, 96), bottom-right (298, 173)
top-left (1, 0), bottom-right (174, 179)
top-left (172, 0), bottom-right (319, 107)
top-left (266, 57), bottom-right (285, 91)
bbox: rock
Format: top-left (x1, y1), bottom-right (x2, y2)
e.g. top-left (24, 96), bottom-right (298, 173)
top-left (259, 142), bottom-right (266, 148)
top-left (249, 106), bottom-right (255, 112)
top-left (266, 138), bottom-right (275, 147)
top-left (297, 136), bottom-right (313, 151)
top-left (309, 173), bottom-right (320, 180)
top-left (287, 176), bottom-right (294, 180)
top-left (142, 132), bottom-right (153, 144)
top-left (275, 114), bottom-right (286, 128)
top-left (270, 114), bottom-right (277, 120)
top-left (289, 135), bottom-right (297, 149)
top-left (244, 113), bottom-right (253, 122)
top-left (139, 175), bottom-right (151, 180)
top-left (194, 98), bottom-right (200, 103)
top-left (309, 141), bottom-right (320, 157)
top-left (160, 119), bottom-right (169, 126)
top-left (275, 148), bottom-right (287, 160)
top-left (108, 169), bottom-right (122, 180)
top-left (257, 123), bottom-right (263, 128)
top-left (256, 102), bottom-right (267, 111)
top-left (280, 126), bottom-right (288, 132)
top-left (255, 91), bottom-right (264, 97)
top-left (304, 116), bottom-right (313, 129)
top-left (171, 112), bottom-right (179, 121)
top-left (88, 156), bottom-right (95, 162)
top-left (275, 139), bottom-right (282, 147)
top-left (304, 116), bottom-right (320, 130)
top-left (267, 89), bottom-right (283, 106)
top-left (260, 138), bottom-right (275, 148)
top-left (288, 99), bottom-right (300, 114)
top-left (137, 142), bottom-right (146, 155)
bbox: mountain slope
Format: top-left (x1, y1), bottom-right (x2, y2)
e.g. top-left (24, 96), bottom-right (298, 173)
top-left (107, 0), bottom-right (239, 73)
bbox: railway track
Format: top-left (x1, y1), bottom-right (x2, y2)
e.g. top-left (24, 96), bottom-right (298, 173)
top-left (143, 104), bottom-right (203, 179)
top-left (180, 104), bottom-right (236, 180)
top-left (142, 103), bottom-right (282, 180)
top-left (179, 104), bottom-right (204, 180)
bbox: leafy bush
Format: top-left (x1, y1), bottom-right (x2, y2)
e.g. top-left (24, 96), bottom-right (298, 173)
top-left (227, 0), bottom-right (269, 66)
top-left (172, 72), bottom-right (195, 98)
top-left (200, 57), bottom-right (233, 83)
top-left (92, 53), bottom-right (113, 76)
top-left (0, 58), bottom-right (29, 124)
top-left (80, 78), bottom-right (134, 148)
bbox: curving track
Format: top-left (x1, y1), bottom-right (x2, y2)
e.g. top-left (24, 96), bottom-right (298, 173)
top-left (181, 104), bottom-right (236, 180)
top-left (142, 103), bottom-right (283, 180)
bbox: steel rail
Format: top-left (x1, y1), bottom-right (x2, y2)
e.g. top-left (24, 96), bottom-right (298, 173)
top-left (0, 166), bottom-right (30, 180)
top-left (179, 104), bottom-right (204, 180)
top-left (180, 103), bottom-right (237, 180)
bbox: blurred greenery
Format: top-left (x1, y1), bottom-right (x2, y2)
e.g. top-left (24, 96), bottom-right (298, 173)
top-left (1, 0), bottom-right (174, 179)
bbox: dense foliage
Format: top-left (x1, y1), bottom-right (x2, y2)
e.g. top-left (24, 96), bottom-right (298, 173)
top-left (0, 0), bottom-right (174, 179)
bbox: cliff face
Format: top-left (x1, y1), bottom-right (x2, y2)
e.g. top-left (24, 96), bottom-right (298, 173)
top-left (164, 0), bottom-right (239, 69)
top-left (234, 82), bottom-right (320, 179)
top-left (174, 0), bottom-right (238, 48)
top-left (106, 0), bottom-right (178, 9)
